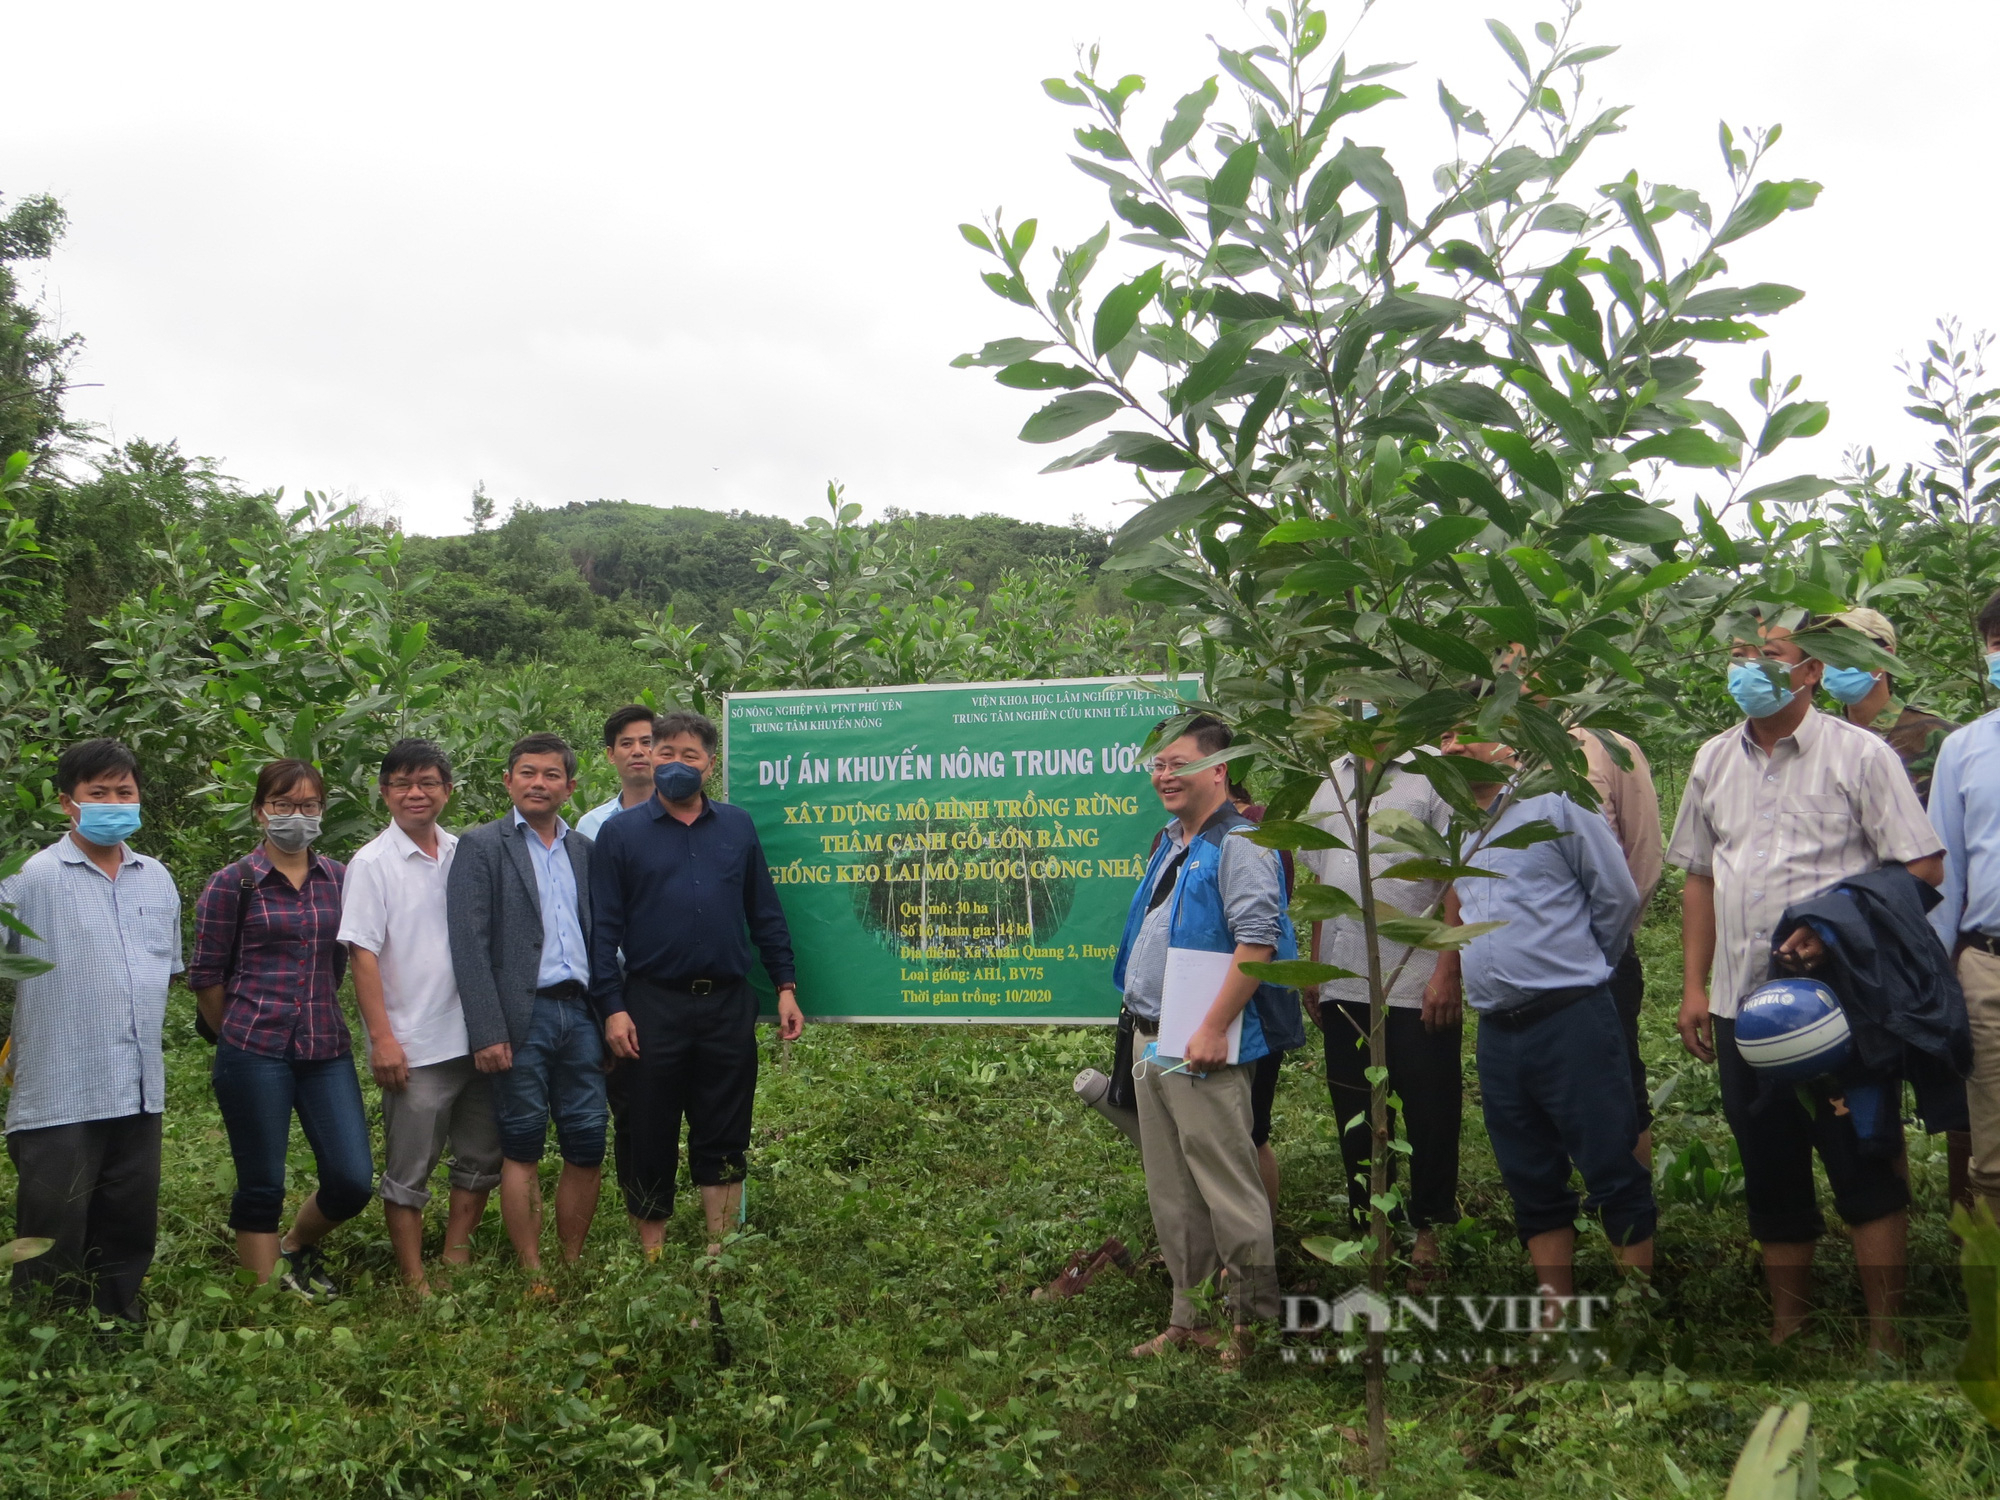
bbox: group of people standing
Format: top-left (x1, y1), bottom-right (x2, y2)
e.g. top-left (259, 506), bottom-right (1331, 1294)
top-left (8, 597), bottom-right (2000, 1360)
top-left (1108, 601), bottom-right (1989, 1362)
top-left (2, 706), bottom-right (798, 1319)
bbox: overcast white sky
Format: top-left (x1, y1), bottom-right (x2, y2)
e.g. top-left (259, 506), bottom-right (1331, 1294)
top-left (7, 1), bottom-right (1994, 537)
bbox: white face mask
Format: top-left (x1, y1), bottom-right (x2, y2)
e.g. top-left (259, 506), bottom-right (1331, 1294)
top-left (264, 813), bottom-right (321, 853)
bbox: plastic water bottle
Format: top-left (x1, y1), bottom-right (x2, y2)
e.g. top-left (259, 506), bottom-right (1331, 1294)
top-left (1074, 1068), bottom-right (1142, 1148)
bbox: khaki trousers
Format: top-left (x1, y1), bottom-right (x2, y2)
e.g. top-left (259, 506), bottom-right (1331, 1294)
top-left (1134, 1055), bottom-right (1279, 1328)
top-left (1961, 947), bottom-right (2000, 1204)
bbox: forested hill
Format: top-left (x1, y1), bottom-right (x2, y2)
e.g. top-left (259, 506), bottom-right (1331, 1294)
top-left (400, 500), bottom-right (1115, 664)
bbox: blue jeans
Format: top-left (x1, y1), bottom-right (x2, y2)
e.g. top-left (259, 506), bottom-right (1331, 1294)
top-left (210, 1043), bottom-right (375, 1234)
top-left (492, 994), bottom-right (609, 1166)
top-left (1475, 985), bottom-right (1656, 1247)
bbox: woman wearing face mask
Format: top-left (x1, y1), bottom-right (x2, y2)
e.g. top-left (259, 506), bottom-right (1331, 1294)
top-left (189, 759), bottom-right (373, 1297)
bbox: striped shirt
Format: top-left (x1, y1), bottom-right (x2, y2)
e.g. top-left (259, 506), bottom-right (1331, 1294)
top-left (1665, 709), bottom-right (1941, 1017)
top-left (188, 849), bottom-right (350, 1060)
top-left (0, 835), bottom-right (182, 1132)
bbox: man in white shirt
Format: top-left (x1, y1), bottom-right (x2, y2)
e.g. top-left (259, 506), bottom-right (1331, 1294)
top-left (338, 739), bottom-right (501, 1294)
top-left (575, 705), bottom-right (659, 840)
top-left (1669, 619), bottom-right (1943, 1351)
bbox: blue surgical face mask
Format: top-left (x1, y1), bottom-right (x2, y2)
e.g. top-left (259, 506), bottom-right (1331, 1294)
top-left (1821, 665), bottom-right (1880, 706)
top-left (74, 801), bottom-right (143, 847)
top-left (655, 761), bottom-right (704, 802)
top-left (1727, 659), bottom-right (1801, 719)
top-left (1987, 652), bottom-right (2000, 692)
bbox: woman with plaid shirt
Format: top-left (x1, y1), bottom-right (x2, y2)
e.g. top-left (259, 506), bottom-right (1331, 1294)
top-left (190, 759), bottom-right (372, 1299)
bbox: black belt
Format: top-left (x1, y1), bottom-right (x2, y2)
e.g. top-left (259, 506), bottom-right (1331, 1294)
top-left (636, 974), bottom-right (741, 996)
top-left (537, 980), bottom-right (589, 1003)
top-left (1962, 932), bottom-right (2000, 957)
top-left (1122, 1006), bottom-right (1160, 1036)
top-left (1478, 983), bottom-right (1602, 1033)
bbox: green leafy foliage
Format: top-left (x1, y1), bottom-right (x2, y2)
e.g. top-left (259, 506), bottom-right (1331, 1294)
top-left (1655, 1136), bottom-right (1745, 1212)
top-left (1955, 1200), bottom-right (2000, 1432)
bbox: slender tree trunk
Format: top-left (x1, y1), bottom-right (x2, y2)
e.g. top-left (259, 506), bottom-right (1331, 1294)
top-left (1352, 791), bottom-right (1389, 1480)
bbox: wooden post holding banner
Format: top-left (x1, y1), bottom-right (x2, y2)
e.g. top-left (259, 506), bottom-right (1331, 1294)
top-left (721, 675), bottom-right (1199, 1024)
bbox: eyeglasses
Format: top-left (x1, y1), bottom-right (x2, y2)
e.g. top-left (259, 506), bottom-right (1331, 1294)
top-left (384, 778), bottom-right (447, 794)
top-left (265, 799), bottom-right (324, 816)
top-left (1148, 759), bottom-right (1201, 776)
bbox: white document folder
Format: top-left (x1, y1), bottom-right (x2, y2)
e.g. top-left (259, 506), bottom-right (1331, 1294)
top-left (1156, 946), bottom-right (1243, 1064)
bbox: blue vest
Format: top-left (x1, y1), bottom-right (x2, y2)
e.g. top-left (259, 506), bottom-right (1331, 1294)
top-left (1111, 808), bottom-right (1304, 1062)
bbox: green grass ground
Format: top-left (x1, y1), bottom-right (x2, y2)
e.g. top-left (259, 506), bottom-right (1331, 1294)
top-left (3, 884), bottom-right (1997, 1497)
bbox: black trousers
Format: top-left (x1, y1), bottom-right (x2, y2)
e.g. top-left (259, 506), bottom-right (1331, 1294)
top-left (1250, 1050), bottom-right (1280, 1147)
top-left (1715, 1017), bottom-right (1909, 1243)
top-left (8, 1112), bottom-right (163, 1320)
top-left (1323, 1002), bottom-right (1462, 1229)
top-left (1609, 939), bottom-right (1651, 1131)
top-left (622, 977), bottom-right (759, 1221)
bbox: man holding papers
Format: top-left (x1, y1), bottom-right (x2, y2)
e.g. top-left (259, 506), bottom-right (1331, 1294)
top-left (1111, 715), bottom-right (1303, 1365)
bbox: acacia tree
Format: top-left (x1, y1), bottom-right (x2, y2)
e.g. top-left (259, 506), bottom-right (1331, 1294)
top-left (1822, 321), bottom-right (2000, 719)
top-left (957, 0), bottom-right (1880, 1469)
top-left (0, 193), bottom-right (80, 468)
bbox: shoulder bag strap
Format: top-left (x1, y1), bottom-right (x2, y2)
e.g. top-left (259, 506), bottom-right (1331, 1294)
top-left (196, 859), bottom-right (257, 1046)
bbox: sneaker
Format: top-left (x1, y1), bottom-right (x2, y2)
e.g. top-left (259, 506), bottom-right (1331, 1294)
top-left (279, 1244), bottom-right (339, 1301)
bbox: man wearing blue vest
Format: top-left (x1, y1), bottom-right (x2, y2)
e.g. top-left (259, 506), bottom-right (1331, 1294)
top-left (1113, 715), bottom-right (1302, 1365)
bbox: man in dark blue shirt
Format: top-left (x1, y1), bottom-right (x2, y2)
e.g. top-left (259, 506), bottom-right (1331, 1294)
top-left (589, 710), bottom-right (802, 1258)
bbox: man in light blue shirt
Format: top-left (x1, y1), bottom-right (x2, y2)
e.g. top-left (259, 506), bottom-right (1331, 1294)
top-left (517, 802), bottom-right (588, 989)
top-left (1927, 586), bottom-right (2000, 1218)
top-left (447, 734), bottom-right (605, 1276)
top-left (1442, 734), bottom-right (1652, 1304)
top-left (1453, 790), bottom-right (1641, 1012)
top-left (1, 739), bottom-right (179, 1321)
top-left (576, 705), bottom-right (660, 840)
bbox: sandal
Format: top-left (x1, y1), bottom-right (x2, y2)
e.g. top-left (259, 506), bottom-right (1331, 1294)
top-left (1129, 1325), bottom-right (1217, 1358)
top-left (1034, 1236), bottom-right (1134, 1301)
top-left (1033, 1249), bottom-right (1092, 1303)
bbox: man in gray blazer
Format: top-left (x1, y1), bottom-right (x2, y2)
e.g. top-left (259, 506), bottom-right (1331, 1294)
top-left (447, 733), bottom-right (605, 1274)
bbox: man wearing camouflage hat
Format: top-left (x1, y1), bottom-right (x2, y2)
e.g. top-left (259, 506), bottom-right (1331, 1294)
top-left (1825, 608), bottom-right (1958, 805)
top-left (1824, 606), bottom-right (1970, 1213)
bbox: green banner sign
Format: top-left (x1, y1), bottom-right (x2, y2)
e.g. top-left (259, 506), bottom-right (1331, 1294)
top-left (723, 676), bottom-right (1199, 1022)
